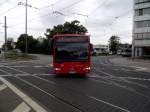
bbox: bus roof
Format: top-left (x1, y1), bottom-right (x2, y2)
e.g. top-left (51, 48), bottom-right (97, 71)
top-left (53, 34), bottom-right (90, 38)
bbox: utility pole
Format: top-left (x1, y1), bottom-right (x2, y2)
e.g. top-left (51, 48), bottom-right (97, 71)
top-left (25, 0), bottom-right (28, 53)
top-left (18, 1), bottom-right (39, 53)
top-left (4, 16), bottom-right (7, 53)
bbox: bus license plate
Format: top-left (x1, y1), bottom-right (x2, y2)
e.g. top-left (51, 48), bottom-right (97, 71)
top-left (69, 71), bottom-right (76, 74)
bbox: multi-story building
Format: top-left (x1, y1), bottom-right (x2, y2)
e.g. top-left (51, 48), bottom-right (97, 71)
top-left (133, 0), bottom-right (150, 57)
top-left (93, 44), bottom-right (109, 55)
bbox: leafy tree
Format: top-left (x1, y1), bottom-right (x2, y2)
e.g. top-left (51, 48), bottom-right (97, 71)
top-left (45, 20), bottom-right (88, 39)
top-left (2, 38), bottom-right (15, 51)
top-left (16, 34), bottom-right (38, 53)
top-left (15, 20), bottom-right (88, 54)
top-left (44, 20), bottom-right (88, 54)
top-left (109, 35), bottom-right (120, 54)
top-left (36, 37), bottom-right (50, 54)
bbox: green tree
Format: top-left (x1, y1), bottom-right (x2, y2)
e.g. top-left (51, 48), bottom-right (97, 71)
top-left (45, 20), bottom-right (88, 39)
top-left (16, 34), bottom-right (38, 53)
top-left (16, 20), bottom-right (88, 54)
top-left (45, 20), bottom-right (88, 54)
top-left (2, 38), bottom-right (15, 51)
top-left (109, 35), bottom-right (120, 54)
top-left (36, 37), bottom-right (49, 54)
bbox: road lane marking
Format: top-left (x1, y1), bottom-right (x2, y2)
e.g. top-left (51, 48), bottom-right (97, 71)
top-left (33, 75), bottom-right (56, 84)
top-left (33, 66), bottom-right (43, 68)
top-left (135, 67), bottom-right (148, 71)
top-left (14, 76), bottom-right (82, 112)
top-left (0, 66), bottom-right (47, 68)
top-left (0, 73), bottom-right (54, 77)
top-left (89, 96), bottom-right (131, 112)
top-left (90, 73), bottom-right (136, 91)
top-left (93, 66), bottom-right (150, 81)
top-left (113, 77), bottom-right (150, 89)
top-left (3, 66), bottom-right (28, 74)
top-left (91, 74), bottom-right (150, 90)
top-left (2, 66), bottom-right (55, 78)
top-left (0, 77), bottom-right (48, 112)
top-left (16, 69), bottom-right (132, 112)
top-left (95, 62), bottom-right (150, 72)
top-left (94, 67), bottom-right (150, 82)
top-left (0, 84), bottom-right (7, 91)
top-left (3, 66), bottom-right (53, 75)
top-left (91, 77), bottom-right (135, 92)
top-left (0, 61), bottom-right (32, 65)
top-left (119, 76), bottom-right (150, 81)
top-left (4, 64), bottom-right (150, 110)
top-left (90, 74), bottom-right (150, 81)
top-left (12, 102), bottom-right (31, 112)
top-left (91, 72), bottom-right (150, 99)
top-left (0, 68), bottom-right (12, 75)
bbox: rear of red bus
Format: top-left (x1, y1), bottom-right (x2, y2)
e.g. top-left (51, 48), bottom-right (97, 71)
top-left (53, 34), bottom-right (91, 75)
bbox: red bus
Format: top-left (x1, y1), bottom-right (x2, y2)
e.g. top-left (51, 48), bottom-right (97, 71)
top-left (52, 34), bottom-right (91, 75)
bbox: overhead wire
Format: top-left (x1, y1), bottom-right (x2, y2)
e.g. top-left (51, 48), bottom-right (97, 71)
top-left (6, 0), bottom-right (63, 24)
top-left (58, 0), bottom-right (84, 11)
top-left (0, 5), bottom-right (19, 16)
top-left (85, 0), bottom-right (132, 26)
top-left (7, 0), bottom-right (106, 34)
top-left (0, 0), bottom-right (64, 39)
top-left (0, 0), bottom-right (52, 19)
top-left (84, 0), bottom-right (110, 27)
top-left (83, 0), bottom-right (133, 39)
top-left (9, 0), bottom-right (84, 28)
top-left (3, 0), bottom-right (83, 22)
top-left (0, 1), bottom-right (7, 6)
top-left (4, 0), bottom-right (132, 37)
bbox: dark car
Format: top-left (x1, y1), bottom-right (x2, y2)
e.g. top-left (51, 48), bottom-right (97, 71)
top-left (122, 48), bottom-right (132, 57)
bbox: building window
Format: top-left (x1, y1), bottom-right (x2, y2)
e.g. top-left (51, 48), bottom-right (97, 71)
top-left (147, 32), bottom-right (150, 39)
top-left (139, 9), bottom-right (143, 16)
top-left (143, 33), bottom-right (147, 38)
top-left (135, 20), bottom-right (150, 28)
top-left (135, 7), bottom-right (150, 16)
top-left (138, 33), bottom-right (143, 39)
top-left (134, 32), bottom-right (150, 40)
top-left (144, 7), bottom-right (150, 15)
top-left (135, 0), bottom-right (150, 4)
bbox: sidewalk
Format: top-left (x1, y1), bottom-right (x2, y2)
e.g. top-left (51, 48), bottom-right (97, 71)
top-left (0, 77), bottom-right (46, 112)
top-left (0, 78), bottom-right (32, 112)
top-left (110, 56), bottom-right (150, 73)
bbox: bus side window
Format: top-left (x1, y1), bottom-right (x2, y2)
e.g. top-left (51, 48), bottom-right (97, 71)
top-left (90, 43), bottom-right (94, 55)
top-left (49, 38), bottom-right (54, 55)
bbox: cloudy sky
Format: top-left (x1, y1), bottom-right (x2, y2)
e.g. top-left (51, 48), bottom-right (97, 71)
top-left (0, 0), bottom-right (133, 46)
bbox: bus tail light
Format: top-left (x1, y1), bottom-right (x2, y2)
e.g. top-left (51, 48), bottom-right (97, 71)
top-left (84, 67), bottom-right (91, 70)
top-left (55, 68), bottom-right (61, 71)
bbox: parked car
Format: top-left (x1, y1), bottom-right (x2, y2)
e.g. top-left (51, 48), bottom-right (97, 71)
top-left (117, 50), bottom-right (122, 55)
top-left (12, 49), bottom-right (22, 53)
top-left (121, 48), bottom-right (132, 57)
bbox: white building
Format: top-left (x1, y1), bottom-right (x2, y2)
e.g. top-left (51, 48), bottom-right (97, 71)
top-left (133, 0), bottom-right (150, 57)
top-left (93, 44), bottom-right (109, 55)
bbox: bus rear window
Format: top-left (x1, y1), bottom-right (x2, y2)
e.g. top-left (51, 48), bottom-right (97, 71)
top-left (56, 36), bottom-right (88, 43)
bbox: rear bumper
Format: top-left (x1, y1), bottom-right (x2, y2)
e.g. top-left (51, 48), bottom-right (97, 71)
top-left (53, 62), bottom-right (91, 75)
top-left (54, 69), bottom-right (90, 75)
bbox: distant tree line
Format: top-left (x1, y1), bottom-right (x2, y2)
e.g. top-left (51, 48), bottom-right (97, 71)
top-left (3, 20), bottom-right (131, 55)
top-left (15, 34), bottom-right (50, 54)
top-left (2, 20), bottom-right (88, 54)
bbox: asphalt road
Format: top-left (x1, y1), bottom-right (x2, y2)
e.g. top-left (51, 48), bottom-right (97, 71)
top-left (0, 56), bottom-right (150, 112)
